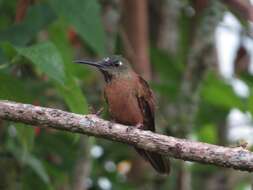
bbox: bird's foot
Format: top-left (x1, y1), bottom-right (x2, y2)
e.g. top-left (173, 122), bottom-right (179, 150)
top-left (237, 139), bottom-right (248, 149)
top-left (89, 106), bottom-right (104, 116)
top-left (135, 123), bottom-right (144, 129)
top-left (126, 123), bottom-right (144, 132)
top-left (95, 107), bottom-right (104, 116)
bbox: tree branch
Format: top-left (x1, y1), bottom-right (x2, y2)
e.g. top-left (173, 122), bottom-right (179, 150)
top-left (0, 100), bottom-right (253, 172)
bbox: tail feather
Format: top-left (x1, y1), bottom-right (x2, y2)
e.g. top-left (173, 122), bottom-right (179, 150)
top-left (135, 148), bottom-right (170, 174)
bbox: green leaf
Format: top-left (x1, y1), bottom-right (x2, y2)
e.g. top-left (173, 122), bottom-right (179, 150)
top-left (23, 153), bottom-right (50, 184)
top-left (48, 22), bottom-right (88, 114)
top-left (0, 4), bottom-right (56, 46)
top-left (197, 123), bottom-right (217, 144)
top-left (15, 123), bottom-right (35, 152)
top-left (201, 73), bottom-right (244, 110)
top-left (178, 10), bottom-right (192, 65)
top-left (56, 77), bottom-right (88, 114)
top-left (1, 41), bottom-right (17, 60)
top-left (48, 21), bottom-right (92, 79)
top-left (150, 47), bottom-right (182, 100)
top-left (151, 82), bottom-right (179, 100)
top-left (196, 102), bottom-right (227, 126)
top-left (0, 47), bottom-right (7, 63)
top-left (247, 89), bottom-right (253, 116)
top-left (7, 144), bottom-right (50, 184)
top-left (48, 22), bottom-right (74, 72)
top-left (4, 39), bottom-right (88, 113)
top-left (150, 47), bottom-right (182, 81)
top-left (15, 42), bottom-right (66, 84)
top-left (49, 0), bottom-right (106, 56)
top-left (235, 183), bottom-right (252, 190)
top-left (0, 73), bottom-right (33, 102)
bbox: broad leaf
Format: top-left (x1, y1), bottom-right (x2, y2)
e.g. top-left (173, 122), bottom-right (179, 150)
top-left (15, 124), bottom-right (35, 152)
top-left (201, 73), bottom-right (244, 110)
top-left (0, 73), bottom-right (33, 102)
top-left (23, 152), bottom-right (50, 184)
top-left (49, 0), bottom-right (106, 56)
top-left (150, 48), bottom-right (182, 100)
top-left (15, 42), bottom-right (66, 84)
top-left (56, 77), bottom-right (88, 114)
top-left (197, 123), bottom-right (218, 144)
top-left (7, 144), bottom-right (50, 184)
top-left (0, 4), bottom-right (56, 46)
top-left (248, 89), bottom-right (253, 116)
top-left (48, 22), bottom-right (88, 114)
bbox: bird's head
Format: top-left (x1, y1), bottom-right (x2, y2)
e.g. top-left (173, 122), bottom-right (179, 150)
top-left (74, 55), bottom-right (133, 83)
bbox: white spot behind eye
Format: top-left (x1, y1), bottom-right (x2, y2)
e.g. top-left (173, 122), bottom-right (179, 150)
top-left (119, 61), bottom-right (123, 66)
top-left (104, 57), bottom-right (110, 62)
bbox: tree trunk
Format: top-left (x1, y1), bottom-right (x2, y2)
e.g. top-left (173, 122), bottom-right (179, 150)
top-left (121, 0), bottom-right (151, 80)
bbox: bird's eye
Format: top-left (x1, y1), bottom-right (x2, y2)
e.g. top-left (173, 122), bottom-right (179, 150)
top-left (114, 61), bottom-right (122, 67)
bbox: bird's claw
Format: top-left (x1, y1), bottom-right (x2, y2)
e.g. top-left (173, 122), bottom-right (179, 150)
top-left (135, 123), bottom-right (144, 129)
top-left (95, 107), bottom-right (104, 116)
top-left (89, 106), bottom-right (104, 116)
top-left (127, 123), bottom-right (144, 132)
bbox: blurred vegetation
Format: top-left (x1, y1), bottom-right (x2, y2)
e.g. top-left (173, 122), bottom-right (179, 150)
top-left (0, 0), bottom-right (253, 190)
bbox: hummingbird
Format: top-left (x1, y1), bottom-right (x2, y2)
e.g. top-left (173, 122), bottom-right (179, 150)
top-left (75, 55), bottom-right (170, 174)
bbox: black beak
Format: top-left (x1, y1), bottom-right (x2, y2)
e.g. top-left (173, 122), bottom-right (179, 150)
top-left (74, 60), bottom-right (106, 69)
top-left (75, 58), bottom-right (115, 83)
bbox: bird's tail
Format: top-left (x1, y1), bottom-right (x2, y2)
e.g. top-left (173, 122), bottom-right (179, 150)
top-left (135, 148), bottom-right (170, 174)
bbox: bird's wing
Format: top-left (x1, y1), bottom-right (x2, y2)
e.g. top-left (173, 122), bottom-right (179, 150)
top-left (135, 76), bottom-right (171, 174)
top-left (136, 76), bottom-right (156, 132)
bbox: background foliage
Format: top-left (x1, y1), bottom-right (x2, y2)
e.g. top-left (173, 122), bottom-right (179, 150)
top-left (0, 0), bottom-right (253, 190)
